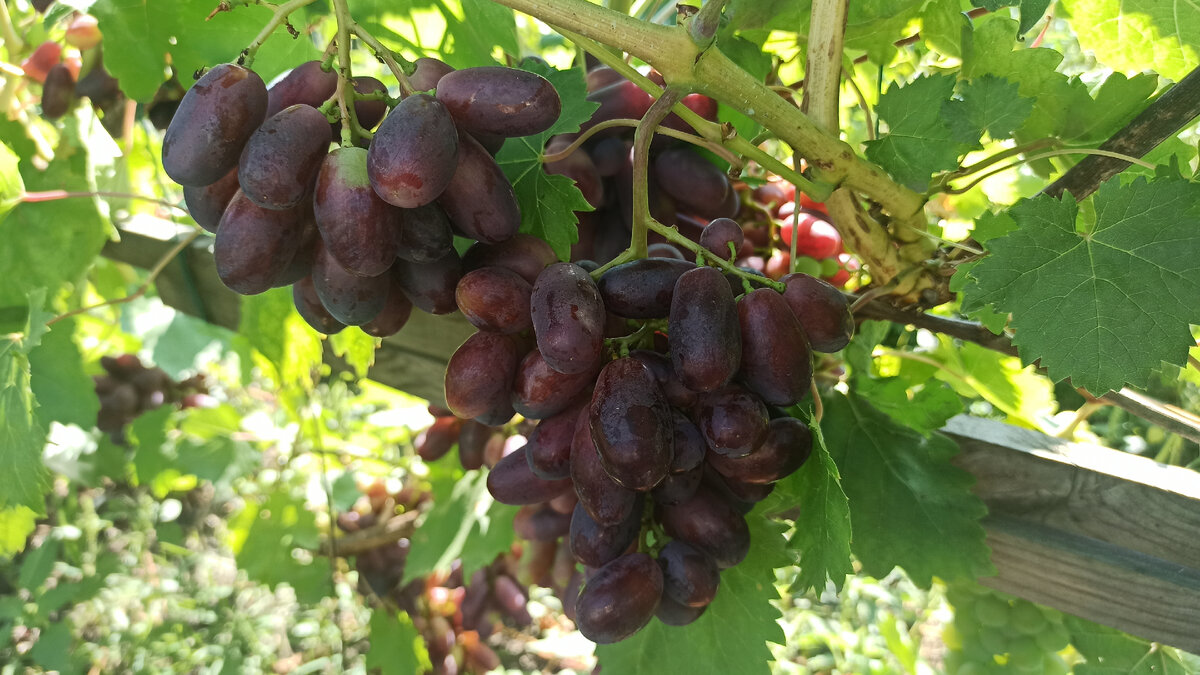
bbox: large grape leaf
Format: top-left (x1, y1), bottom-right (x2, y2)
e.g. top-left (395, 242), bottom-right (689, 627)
top-left (29, 318), bottom-right (99, 429)
top-left (865, 74), bottom-right (973, 191)
top-left (366, 610), bottom-right (431, 675)
top-left (961, 175), bottom-right (1200, 395)
top-left (822, 393), bottom-right (993, 587)
top-left (595, 515), bottom-right (791, 674)
top-left (1060, 0), bottom-right (1200, 83)
top-left (234, 287), bottom-right (324, 394)
top-left (231, 490), bottom-right (332, 604)
top-left (942, 76), bottom-right (1034, 146)
top-left (1061, 72), bottom-right (1159, 145)
top-left (402, 468), bottom-right (517, 584)
top-left (762, 414), bottom-right (853, 593)
top-left (495, 61), bottom-right (597, 260)
top-left (0, 124), bottom-right (109, 311)
top-left (961, 15), bottom-right (1083, 140)
top-left (0, 291), bottom-right (53, 515)
top-left (90, 0), bottom-right (318, 102)
top-left (855, 377), bottom-right (964, 436)
top-left (1065, 616), bottom-right (1195, 675)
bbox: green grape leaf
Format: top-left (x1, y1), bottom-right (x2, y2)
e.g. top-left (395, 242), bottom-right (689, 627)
top-left (451, 0), bottom-right (519, 63)
top-left (855, 378), bottom-right (964, 435)
top-left (29, 318), bottom-right (99, 429)
top-left (921, 0), bottom-right (968, 58)
top-left (496, 61), bottom-right (597, 260)
top-left (763, 414), bottom-right (853, 593)
top-left (0, 142), bottom-right (23, 221)
top-left (329, 329), bottom-right (378, 379)
top-left (90, 0), bottom-right (318, 102)
top-left (1060, 0), bottom-right (1200, 83)
top-left (975, 0), bottom-right (1052, 35)
top-left (0, 292), bottom-right (52, 515)
top-left (728, 0), bottom-right (805, 30)
top-left (366, 609), bottom-right (431, 675)
top-left (234, 287), bottom-right (324, 393)
top-left (596, 514), bottom-right (790, 674)
top-left (865, 75), bottom-right (973, 191)
top-left (1065, 616), bottom-right (1194, 675)
top-left (937, 341), bottom-right (1055, 429)
top-left (943, 75), bottom-right (1034, 145)
top-left (845, 0), bottom-right (926, 64)
top-left (18, 538), bottom-right (59, 591)
top-left (1061, 72), bottom-right (1158, 145)
top-left (961, 15), bottom-right (1082, 140)
top-left (961, 176), bottom-right (1200, 395)
top-left (403, 468), bottom-right (517, 584)
top-left (0, 506), bottom-right (37, 556)
top-left (0, 124), bottom-right (109, 311)
top-left (823, 392), bottom-right (992, 587)
top-left (28, 620), bottom-right (73, 673)
top-left (232, 490), bottom-right (332, 604)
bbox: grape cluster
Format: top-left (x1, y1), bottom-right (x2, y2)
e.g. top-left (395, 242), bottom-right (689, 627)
top-left (92, 354), bottom-right (210, 442)
top-left (430, 209), bottom-right (852, 642)
top-left (943, 583), bottom-right (1072, 675)
top-left (162, 57), bottom-right (561, 339)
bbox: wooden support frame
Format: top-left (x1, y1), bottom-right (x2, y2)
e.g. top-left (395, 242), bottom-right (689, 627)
top-left (102, 227), bottom-right (1200, 653)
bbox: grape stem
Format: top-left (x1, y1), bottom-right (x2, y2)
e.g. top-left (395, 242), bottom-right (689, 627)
top-left (604, 321), bottom-right (654, 356)
top-left (631, 88), bottom-right (683, 258)
top-left (929, 137), bottom-right (1061, 192)
top-left (351, 22), bottom-right (416, 96)
top-left (940, 148), bottom-right (1158, 195)
top-left (647, 219), bottom-right (786, 292)
top-left (330, 0), bottom-right (359, 147)
top-left (20, 189), bottom-right (190, 214)
top-left (47, 230), bottom-right (204, 327)
top-left (539, 117), bottom-right (743, 169)
top-left (241, 0), bottom-right (321, 68)
top-left (559, 28), bottom-right (833, 202)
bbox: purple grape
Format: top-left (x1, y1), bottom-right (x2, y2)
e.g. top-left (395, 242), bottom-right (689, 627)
top-left (444, 331), bottom-right (523, 420)
top-left (436, 66), bottom-right (561, 138)
top-left (737, 288), bottom-right (813, 406)
top-left (239, 104), bottom-right (331, 210)
top-left (313, 146), bottom-right (401, 277)
top-left (589, 358), bottom-right (673, 491)
top-left (575, 552), bottom-right (662, 643)
top-left (598, 258), bottom-right (695, 319)
top-left (530, 263), bottom-right (606, 375)
top-left (368, 93), bottom-right (459, 208)
top-left (486, 444), bottom-right (573, 505)
top-left (163, 64), bottom-right (267, 186)
top-left (669, 266), bottom-right (741, 392)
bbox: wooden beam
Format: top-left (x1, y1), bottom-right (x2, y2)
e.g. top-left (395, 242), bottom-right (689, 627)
top-left (102, 228), bottom-right (1200, 651)
top-left (945, 415), bottom-right (1200, 652)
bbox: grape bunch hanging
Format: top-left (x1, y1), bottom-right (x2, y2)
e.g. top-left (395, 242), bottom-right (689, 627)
top-left (163, 36), bottom-right (858, 645)
top-left (163, 56), bottom-right (561, 335)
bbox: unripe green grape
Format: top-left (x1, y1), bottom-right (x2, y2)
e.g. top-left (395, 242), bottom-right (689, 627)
top-left (819, 257), bottom-right (841, 277)
top-left (979, 628), bottom-right (1008, 655)
top-left (1007, 636), bottom-right (1043, 670)
top-left (791, 256), bottom-right (822, 277)
top-left (1033, 621), bottom-right (1070, 653)
top-left (1010, 602), bottom-right (1048, 635)
top-left (974, 594), bottom-right (1011, 628)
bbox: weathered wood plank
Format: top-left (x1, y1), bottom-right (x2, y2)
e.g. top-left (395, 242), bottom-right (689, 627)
top-left (103, 227), bottom-right (1200, 652)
